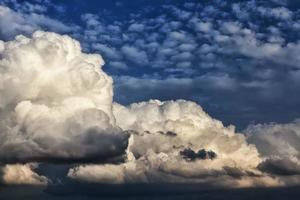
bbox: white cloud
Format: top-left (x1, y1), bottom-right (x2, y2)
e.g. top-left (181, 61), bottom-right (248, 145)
top-left (81, 13), bottom-right (101, 27)
top-left (257, 6), bottom-right (293, 20)
top-left (128, 23), bottom-right (145, 32)
top-left (0, 31), bottom-right (128, 163)
top-left (171, 52), bottom-right (194, 62)
top-left (109, 61), bottom-right (129, 70)
top-left (69, 99), bottom-right (265, 186)
top-left (169, 31), bottom-right (187, 42)
top-left (221, 21), bottom-right (242, 34)
top-left (178, 43), bottom-right (197, 51)
top-left (176, 61), bottom-right (192, 68)
top-left (246, 120), bottom-right (300, 186)
top-left (92, 43), bottom-right (123, 60)
top-left (121, 45), bottom-right (149, 65)
top-left (0, 5), bottom-right (73, 40)
top-left (195, 21), bottom-right (213, 33)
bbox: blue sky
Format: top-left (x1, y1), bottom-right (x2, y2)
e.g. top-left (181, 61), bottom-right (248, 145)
top-left (1, 0), bottom-right (300, 129)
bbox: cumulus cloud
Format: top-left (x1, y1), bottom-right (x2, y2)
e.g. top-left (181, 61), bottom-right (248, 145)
top-left (0, 163), bottom-right (48, 185)
top-left (69, 100), bottom-right (266, 187)
top-left (0, 31), bottom-right (128, 163)
top-left (246, 120), bottom-right (300, 186)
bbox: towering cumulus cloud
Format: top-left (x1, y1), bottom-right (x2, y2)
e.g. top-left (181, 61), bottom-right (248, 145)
top-left (0, 31), bottom-right (128, 165)
top-left (0, 31), bottom-right (290, 187)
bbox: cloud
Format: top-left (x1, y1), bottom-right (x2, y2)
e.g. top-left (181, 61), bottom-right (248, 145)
top-left (0, 163), bottom-right (48, 185)
top-left (69, 100), bottom-right (265, 186)
top-left (71, 0), bottom-right (300, 130)
top-left (0, 5), bottom-right (36, 39)
top-left (257, 6), bottom-right (293, 20)
top-left (68, 164), bottom-right (126, 184)
top-left (221, 21), bottom-right (242, 34)
top-left (92, 43), bottom-right (123, 60)
top-left (0, 31), bottom-right (128, 163)
top-left (0, 30), bottom-right (299, 188)
top-left (81, 13), bottom-right (101, 28)
top-left (121, 45), bottom-right (149, 65)
top-left (0, 5), bottom-right (73, 40)
top-left (246, 120), bottom-right (300, 185)
top-left (128, 23), bottom-right (145, 32)
top-left (109, 61), bottom-right (129, 70)
top-left (4, 0), bottom-right (293, 131)
top-left (194, 21), bottom-right (213, 33)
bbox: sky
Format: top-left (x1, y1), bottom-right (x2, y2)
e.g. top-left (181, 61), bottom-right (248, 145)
top-left (1, 0), bottom-right (300, 199)
top-left (1, 0), bottom-right (300, 129)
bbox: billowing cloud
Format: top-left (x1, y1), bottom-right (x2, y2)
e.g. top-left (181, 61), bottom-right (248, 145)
top-left (0, 163), bottom-right (48, 185)
top-left (0, 31), bottom-right (128, 164)
top-left (246, 120), bottom-right (300, 186)
top-left (69, 100), bottom-right (268, 186)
